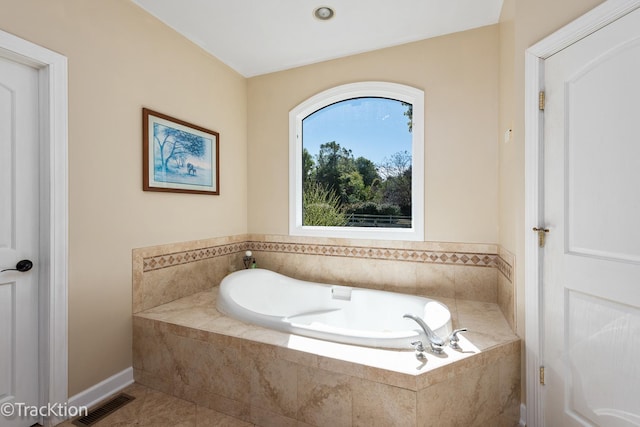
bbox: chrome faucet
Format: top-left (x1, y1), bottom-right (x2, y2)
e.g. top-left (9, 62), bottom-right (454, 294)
top-left (403, 313), bottom-right (445, 354)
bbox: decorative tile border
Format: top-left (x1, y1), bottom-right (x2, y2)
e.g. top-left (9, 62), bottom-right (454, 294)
top-left (141, 239), bottom-right (514, 272)
top-left (247, 240), bottom-right (498, 267)
top-left (143, 242), bottom-right (248, 272)
top-left (496, 255), bottom-right (513, 282)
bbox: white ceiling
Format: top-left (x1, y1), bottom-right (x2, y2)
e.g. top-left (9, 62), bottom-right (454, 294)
top-left (132, 0), bottom-right (504, 78)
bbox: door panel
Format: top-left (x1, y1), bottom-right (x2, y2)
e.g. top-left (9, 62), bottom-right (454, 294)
top-left (0, 82), bottom-right (13, 249)
top-left (0, 284), bottom-right (13, 396)
top-left (0, 56), bottom-right (40, 427)
top-left (543, 6), bottom-right (640, 427)
top-left (566, 290), bottom-right (640, 426)
top-left (566, 38), bottom-right (640, 263)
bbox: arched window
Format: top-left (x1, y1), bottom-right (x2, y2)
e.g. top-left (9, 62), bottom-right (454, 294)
top-left (289, 82), bottom-right (424, 240)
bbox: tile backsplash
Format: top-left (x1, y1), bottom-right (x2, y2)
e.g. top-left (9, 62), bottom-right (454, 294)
top-left (132, 234), bottom-right (516, 330)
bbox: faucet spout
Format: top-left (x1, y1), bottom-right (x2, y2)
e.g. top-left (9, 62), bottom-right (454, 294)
top-left (403, 313), bottom-right (445, 353)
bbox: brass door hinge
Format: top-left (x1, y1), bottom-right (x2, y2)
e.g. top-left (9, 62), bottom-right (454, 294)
top-left (533, 227), bottom-right (550, 248)
top-left (539, 91), bottom-right (545, 111)
top-left (540, 366), bottom-right (545, 385)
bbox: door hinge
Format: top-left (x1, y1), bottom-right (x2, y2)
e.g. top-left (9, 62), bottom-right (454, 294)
top-left (533, 227), bottom-right (550, 248)
top-left (539, 91), bottom-right (545, 111)
top-left (540, 366), bottom-right (545, 385)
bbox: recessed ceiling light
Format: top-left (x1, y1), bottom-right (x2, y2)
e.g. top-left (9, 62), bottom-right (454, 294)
top-left (314, 6), bottom-right (335, 21)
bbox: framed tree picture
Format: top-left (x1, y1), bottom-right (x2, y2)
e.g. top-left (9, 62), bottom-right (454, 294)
top-left (143, 108), bottom-right (219, 195)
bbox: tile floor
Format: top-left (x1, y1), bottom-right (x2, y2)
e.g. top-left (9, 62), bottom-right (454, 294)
top-left (55, 383), bottom-right (252, 427)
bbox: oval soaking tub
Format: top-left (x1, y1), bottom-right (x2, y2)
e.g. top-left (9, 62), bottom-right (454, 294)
top-left (217, 269), bottom-right (452, 349)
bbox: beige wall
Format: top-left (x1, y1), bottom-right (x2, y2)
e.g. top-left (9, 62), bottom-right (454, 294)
top-left (0, 0), bottom-right (248, 395)
top-left (498, 0), bottom-right (518, 330)
top-left (247, 25), bottom-right (500, 244)
top-left (498, 0), bottom-right (606, 337)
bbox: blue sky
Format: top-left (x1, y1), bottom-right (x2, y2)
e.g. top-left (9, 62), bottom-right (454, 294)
top-left (302, 97), bottom-right (412, 164)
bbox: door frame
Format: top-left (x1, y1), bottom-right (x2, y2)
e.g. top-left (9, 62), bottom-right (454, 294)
top-left (524, 0), bottom-right (640, 426)
top-left (0, 30), bottom-right (68, 427)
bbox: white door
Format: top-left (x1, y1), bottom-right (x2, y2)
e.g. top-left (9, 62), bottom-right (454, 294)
top-left (0, 56), bottom-right (40, 426)
top-left (542, 6), bottom-right (640, 427)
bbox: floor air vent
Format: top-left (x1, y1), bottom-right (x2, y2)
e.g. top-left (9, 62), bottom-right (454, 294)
top-left (72, 393), bottom-right (135, 426)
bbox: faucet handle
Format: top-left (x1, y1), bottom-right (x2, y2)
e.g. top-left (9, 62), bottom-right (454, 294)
top-left (410, 340), bottom-right (427, 359)
top-left (410, 340), bottom-right (426, 353)
top-left (448, 328), bottom-right (468, 349)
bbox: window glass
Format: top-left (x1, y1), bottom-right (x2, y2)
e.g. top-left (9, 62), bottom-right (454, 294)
top-left (289, 82), bottom-right (424, 241)
top-left (302, 97), bottom-right (413, 228)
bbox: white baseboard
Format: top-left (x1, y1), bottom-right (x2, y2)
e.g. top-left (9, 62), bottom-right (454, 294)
top-left (519, 403), bottom-right (527, 426)
top-left (68, 367), bottom-right (134, 411)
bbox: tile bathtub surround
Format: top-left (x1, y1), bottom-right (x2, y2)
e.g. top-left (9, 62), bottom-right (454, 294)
top-left (132, 235), bottom-right (248, 313)
top-left (496, 246), bottom-right (516, 331)
top-left (498, 273), bottom-right (516, 331)
top-left (246, 234), bottom-right (499, 267)
top-left (133, 289), bottom-right (521, 426)
top-left (133, 234), bottom-right (516, 314)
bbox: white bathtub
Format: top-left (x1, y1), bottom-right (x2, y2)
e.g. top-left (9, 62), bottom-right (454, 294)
top-left (216, 269), bottom-right (452, 349)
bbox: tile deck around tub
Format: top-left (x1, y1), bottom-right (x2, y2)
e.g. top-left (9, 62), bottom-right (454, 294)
top-left (134, 288), bottom-right (518, 391)
top-left (133, 288), bottom-right (521, 426)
